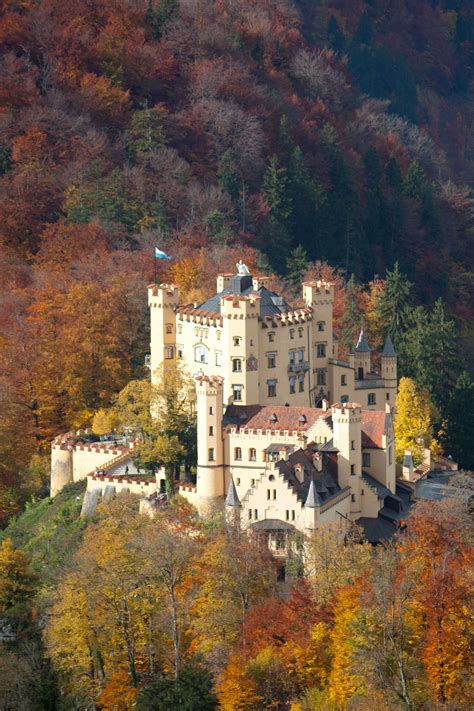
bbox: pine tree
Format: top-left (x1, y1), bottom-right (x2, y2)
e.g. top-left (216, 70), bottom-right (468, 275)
top-left (441, 372), bottom-right (474, 470)
top-left (262, 155), bottom-right (293, 273)
top-left (339, 275), bottom-right (362, 353)
top-left (218, 149), bottom-right (241, 205)
top-left (286, 245), bottom-right (308, 290)
top-left (327, 15), bottom-right (346, 53)
top-left (376, 262), bottom-right (412, 347)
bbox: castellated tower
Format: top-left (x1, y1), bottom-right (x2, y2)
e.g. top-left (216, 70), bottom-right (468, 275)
top-left (195, 375), bottom-right (225, 502)
top-left (332, 403), bottom-right (362, 518)
top-left (220, 293), bottom-right (260, 406)
top-left (302, 280), bottom-right (335, 403)
top-left (148, 283), bottom-right (180, 385)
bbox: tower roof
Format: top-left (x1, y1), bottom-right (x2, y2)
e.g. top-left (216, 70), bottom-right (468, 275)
top-left (304, 479), bottom-right (322, 508)
top-left (225, 476), bottom-right (241, 507)
top-left (354, 328), bottom-right (371, 353)
top-left (381, 334), bottom-right (396, 358)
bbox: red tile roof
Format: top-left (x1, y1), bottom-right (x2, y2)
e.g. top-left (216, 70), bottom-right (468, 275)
top-left (225, 405), bottom-right (330, 432)
top-left (361, 411), bottom-right (388, 448)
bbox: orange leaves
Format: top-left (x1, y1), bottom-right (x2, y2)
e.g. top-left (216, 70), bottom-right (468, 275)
top-left (79, 73), bottom-right (130, 126)
top-left (98, 670), bottom-right (138, 711)
top-left (12, 128), bottom-right (49, 174)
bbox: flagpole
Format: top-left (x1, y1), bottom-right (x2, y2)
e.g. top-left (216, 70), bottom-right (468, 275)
top-left (154, 250), bottom-right (157, 285)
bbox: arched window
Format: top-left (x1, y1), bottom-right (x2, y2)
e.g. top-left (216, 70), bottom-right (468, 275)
top-left (234, 447), bottom-right (242, 461)
top-left (166, 323), bottom-right (173, 334)
top-left (249, 448), bottom-right (257, 461)
top-left (298, 327), bottom-right (303, 338)
top-left (289, 329), bottom-right (295, 340)
top-left (194, 345), bottom-right (208, 364)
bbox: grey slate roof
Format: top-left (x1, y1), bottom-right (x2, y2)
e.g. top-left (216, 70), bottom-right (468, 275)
top-left (358, 482), bottom-right (413, 543)
top-left (381, 334), bottom-right (396, 358)
top-left (361, 472), bottom-right (392, 499)
top-left (355, 328), bottom-right (371, 352)
top-left (225, 476), bottom-right (241, 507)
top-left (196, 273), bottom-right (293, 318)
top-left (304, 479), bottom-right (321, 507)
top-left (251, 519), bottom-right (295, 531)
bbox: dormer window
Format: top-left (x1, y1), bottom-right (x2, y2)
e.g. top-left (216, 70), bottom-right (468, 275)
top-left (299, 414), bottom-right (307, 426)
top-left (269, 413), bottom-right (278, 425)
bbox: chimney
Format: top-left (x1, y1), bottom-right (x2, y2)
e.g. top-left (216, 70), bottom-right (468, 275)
top-left (321, 399), bottom-right (329, 411)
top-left (279, 446), bottom-right (288, 461)
top-left (294, 463), bottom-right (305, 484)
top-left (312, 452), bottom-right (323, 472)
top-left (385, 401), bottom-right (392, 414)
top-left (402, 450), bottom-right (414, 482)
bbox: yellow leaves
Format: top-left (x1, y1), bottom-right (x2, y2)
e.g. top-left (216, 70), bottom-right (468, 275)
top-left (328, 587), bottom-right (366, 707)
top-left (395, 377), bottom-right (434, 465)
top-left (170, 254), bottom-right (208, 303)
top-left (92, 407), bottom-right (114, 435)
top-left (0, 538), bottom-right (37, 613)
top-left (217, 653), bottom-right (262, 711)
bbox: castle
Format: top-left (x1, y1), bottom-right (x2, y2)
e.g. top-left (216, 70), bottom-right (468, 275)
top-left (148, 263), bottom-right (398, 410)
top-left (51, 263), bottom-right (411, 546)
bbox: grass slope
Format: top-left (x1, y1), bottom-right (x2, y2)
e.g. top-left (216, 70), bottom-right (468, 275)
top-left (0, 481), bottom-right (87, 586)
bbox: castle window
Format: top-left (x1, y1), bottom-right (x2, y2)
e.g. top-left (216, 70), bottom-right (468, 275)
top-left (236, 478), bottom-right (240, 486)
top-left (208, 448), bottom-right (214, 462)
top-left (363, 452), bottom-right (371, 467)
top-left (290, 329), bottom-right (295, 339)
top-left (268, 332), bottom-right (275, 342)
top-left (233, 336), bottom-right (241, 347)
top-left (351, 440), bottom-right (355, 450)
top-left (254, 509), bottom-right (258, 519)
top-left (368, 393), bottom-right (376, 405)
top-left (291, 510), bottom-right (295, 521)
top-left (177, 324), bottom-right (182, 334)
top-left (316, 370), bottom-right (325, 386)
top-left (235, 447), bottom-right (242, 461)
top-left (289, 350), bottom-right (295, 365)
top-left (361, 489), bottom-right (364, 496)
top-left (267, 380), bottom-right (277, 397)
top-left (209, 426), bottom-right (214, 436)
top-left (209, 406), bottom-right (213, 415)
top-left (351, 465), bottom-right (355, 475)
top-left (232, 358), bottom-right (242, 372)
top-left (286, 510), bottom-right (289, 521)
top-left (298, 374), bottom-right (304, 392)
top-left (216, 331), bottom-right (221, 340)
top-left (269, 474), bottom-right (275, 481)
top-left (386, 393), bottom-right (390, 400)
top-left (215, 351), bottom-right (222, 366)
top-left (273, 490), bottom-right (277, 500)
top-left (164, 322), bottom-right (173, 333)
top-left (289, 376), bottom-right (295, 394)
top-left (232, 384), bottom-right (242, 402)
top-left (194, 345), bottom-right (208, 363)
top-left (249, 448), bottom-right (257, 461)
top-left (341, 394), bottom-right (349, 404)
top-left (267, 489), bottom-right (271, 500)
top-left (298, 349), bottom-right (304, 363)
top-left (267, 353), bottom-right (276, 368)
top-left (164, 346), bottom-right (174, 359)
top-left (341, 374), bottom-right (347, 386)
top-left (249, 510), bottom-right (252, 520)
top-left (177, 348), bottom-right (183, 359)
top-left (251, 479), bottom-right (255, 486)
top-left (351, 494), bottom-right (355, 502)
top-left (298, 327), bottom-right (303, 338)
top-left (318, 321), bottom-right (325, 332)
top-left (317, 343), bottom-right (326, 358)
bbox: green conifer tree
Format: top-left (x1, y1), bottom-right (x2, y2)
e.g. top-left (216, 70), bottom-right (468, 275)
top-left (286, 245), bottom-right (308, 291)
top-left (441, 372), bottom-right (474, 470)
top-left (262, 155), bottom-right (293, 273)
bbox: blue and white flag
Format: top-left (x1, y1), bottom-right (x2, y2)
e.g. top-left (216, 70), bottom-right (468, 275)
top-left (154, 247), bottom-right (172, 259)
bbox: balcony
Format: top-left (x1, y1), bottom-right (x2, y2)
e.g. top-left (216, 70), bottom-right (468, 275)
top-left (288, 361), bottom-right (310, 373)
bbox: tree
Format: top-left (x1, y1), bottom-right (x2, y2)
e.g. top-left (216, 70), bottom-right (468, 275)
top-left (306, 521), bottom-right (372, 607)
top-left (339, 275), bottom-right (363, 354)
top-left (440, 372), bottom-right (474, 469)
top-left (0, 538), bottom-right (37, 616)
top-left (286, 245), bottom-right (308, 291)
top-left (136, 664), bottom-right (217, 710)
top-left (262, 155), bottom-right (293, 274)
top-left (395, 377), bottom-right (434, 465)
top-left (112, 379), bottom-right (154, 440)
top-left (375, 262), bottom-right (412, 347)
top-left (92, 408), bottom-right (114, 436)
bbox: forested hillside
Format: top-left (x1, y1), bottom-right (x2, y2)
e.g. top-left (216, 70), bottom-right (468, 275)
top-left (1, 0), bottom-right (474, 518)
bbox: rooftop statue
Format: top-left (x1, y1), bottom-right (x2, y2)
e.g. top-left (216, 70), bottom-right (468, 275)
top-left (236, 260), bottom-right (251, 276)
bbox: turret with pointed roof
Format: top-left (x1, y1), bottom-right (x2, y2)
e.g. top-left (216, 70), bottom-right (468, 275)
top-left (225, 476), bottom-right (241, 507)
top-left (381, 334), bottom-right (396, 358)
top-left (355, 328), bottom-right (371, 353)
top-left (304, 479), bottom-right (322, 508)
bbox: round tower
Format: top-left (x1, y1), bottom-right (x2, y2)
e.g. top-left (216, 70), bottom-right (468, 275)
top-left (195, 375), bottom-right (225, 500)
top-left (50, 441), bottom-right (73, 496)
